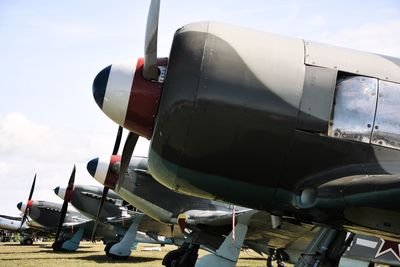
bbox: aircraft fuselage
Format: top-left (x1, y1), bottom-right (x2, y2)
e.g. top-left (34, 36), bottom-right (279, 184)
top-left (145, 22), bottom-right (400, 238)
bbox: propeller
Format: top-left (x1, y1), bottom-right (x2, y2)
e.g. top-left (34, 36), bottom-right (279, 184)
top-left (20, 174), bottom-right (36, 230)
top-left (91, 0), bottom-right (160, 239)
top-left (91, 126), bottom-right (123, 241)
top-left (143, 0), bottom-right (160, 80)
top-left (53, 165), bottom-right (75, 244)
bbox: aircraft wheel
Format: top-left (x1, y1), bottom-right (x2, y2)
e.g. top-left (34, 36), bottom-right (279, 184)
top-left (20, 238), bottom-right (33, 245)
top-left (177, 244), bottom-right (199, 267)
top-left (52, 238), bottom-right (68, 252)
top-left (104, 241), bottom-right (118, 257)
top-left (162, 243), bottom-right (188, 267)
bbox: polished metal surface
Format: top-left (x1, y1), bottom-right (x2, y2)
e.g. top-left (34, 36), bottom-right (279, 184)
top-left (305, 41), bottom-right (400, 83)
top-left (371, 81), bottom-right (400, 150)
top-left (328, 76), bottom-right (378, 143)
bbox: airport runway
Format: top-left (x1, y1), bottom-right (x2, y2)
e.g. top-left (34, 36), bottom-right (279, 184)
top-left (0, 242), bottom-right (273, 267)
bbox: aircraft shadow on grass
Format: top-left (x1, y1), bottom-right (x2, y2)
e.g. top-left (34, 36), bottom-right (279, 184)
top-left (38, 249), bottom-right (94, 254)
top-left (82, 255), bottom-right (159, 263)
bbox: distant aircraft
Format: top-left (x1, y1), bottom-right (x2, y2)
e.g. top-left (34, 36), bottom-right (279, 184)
top-left (91, 0), bottom-right (400, 266)
top-left (54, 183), bottom-right (172, 259)
top-left (16, 199), bottom-right (93, 251)
top-left (17, 171), bottom-right (151, 253)
top-left (0, 215), bottom-right (27, 232)
top-left (0, 214), bottom-right (35, 245)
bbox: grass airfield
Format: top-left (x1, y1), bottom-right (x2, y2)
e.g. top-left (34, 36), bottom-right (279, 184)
top-left (0, 242), bottom-right (279, 267)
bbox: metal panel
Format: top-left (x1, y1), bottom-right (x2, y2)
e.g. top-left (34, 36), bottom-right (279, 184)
top-left (305, 41), bottom-right (400, 84)
top-left (328, 76), bottom-right (378, 143)
top-left (371, 80), bottom-right (400, 150)
top-left (298, 66), bottom-right (337, 133)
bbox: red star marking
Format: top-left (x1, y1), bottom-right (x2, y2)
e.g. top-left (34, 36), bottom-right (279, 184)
top-left (376, 238), bottom-right (400, 261)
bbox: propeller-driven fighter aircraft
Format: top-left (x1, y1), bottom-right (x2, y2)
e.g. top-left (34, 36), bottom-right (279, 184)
top-left (54, 183), bottom-right (173, 259)
top-left (88, 154), bottom-right (319, 266)
top-left (91, 0), bottom-right (400, 266)
top-left (0, 214), bottom-right (35, 245)
top-left (17, 170), bottom-right (156, 253)
top-left (16, 199), bottom-right (94, 251)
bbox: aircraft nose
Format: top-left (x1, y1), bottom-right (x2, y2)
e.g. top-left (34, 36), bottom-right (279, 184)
top-left (87, 157), bottom-right (113, 187)
top-left (87, 157), bottom-right (99, 178)
top-left (54, 186), bottom-right (66, 200)
top-left (92, 63), bottom-right (136, 127)
top-left (17, 202), bottom-right (27, 212)
top-left (92, 65), bottom-right (111, 110)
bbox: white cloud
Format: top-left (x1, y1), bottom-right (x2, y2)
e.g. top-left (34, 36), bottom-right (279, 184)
top-left (0, 112), bottom-right (149, 216)
top-left (0, 113), bottom-right (56, 160)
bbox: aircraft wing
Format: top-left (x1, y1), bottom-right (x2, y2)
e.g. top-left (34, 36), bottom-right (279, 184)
top-left (105, 210), bottom-right (176, 239)
top-left (183, 208), bottom-right (315, 244)
top-left (181, 208), bottom-right (317, 261)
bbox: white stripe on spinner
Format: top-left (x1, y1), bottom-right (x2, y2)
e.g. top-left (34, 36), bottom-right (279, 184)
top-left (103, 62), bottom-right (135, 126)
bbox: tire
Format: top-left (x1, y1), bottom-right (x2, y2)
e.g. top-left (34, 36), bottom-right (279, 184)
top-left (52, 239), bottom-right (69, 252)
top-left (104, 242), bottom-right (118, 257)
top-left (162, 246), bottom-right (187, 266)
top-left (20, 238), bottom-right (33, 246)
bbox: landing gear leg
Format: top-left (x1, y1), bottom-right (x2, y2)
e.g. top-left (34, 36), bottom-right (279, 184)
top-left (295, 227), bottom-right (351, 267)
top-left (195, 210), bottom-right (258, 267)
top-left (276, 249), bottom-right (286, 267)
top-left (52, 227), bottom-right (84, 252)
top-left (106, 214), bottom-right (143, 260)
top-left (266, 255), bottom-right (273, 267)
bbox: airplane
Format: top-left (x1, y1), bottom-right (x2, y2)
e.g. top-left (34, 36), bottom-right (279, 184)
top-left (16, 199), bottom-right (96, 250)
top-left (87, 154), bottom-right (319, 267)
top-left (90, 1), bottom-right (400, 266)
top-left (0, 214), bottom-right (35, 245)
top-left (88, 153), bottom-right (400, 267)
top-left (53, 183), bottom-right (173, 259)
top-left (17, 171), bottom-right (160, 253)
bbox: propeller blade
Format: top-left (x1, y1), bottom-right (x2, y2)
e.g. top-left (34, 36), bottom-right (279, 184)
top-left (143, 0), bottom-right (160, 80)
top-left (91, 187), bottom-right (109, 242)
top-left (116, 132), bottom-right (139, 190)
top-left (112, 126), bottom-right (123, 155)
top-left (90, 127), bottom-right (123, 241)
top-left (68, 165), bottom-right (76, 187)
top-left (28, 174), bottom-right (36, 200)
top-left (20, 211), bottom-right (28, 230)
top-left (20, 174), bottom-right (36, 230)
top-left (54, 200), bottom-right (69, 242)
top-left (54, 166), bottom-right (75, 243)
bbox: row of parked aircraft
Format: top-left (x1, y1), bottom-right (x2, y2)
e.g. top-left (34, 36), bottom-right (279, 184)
top-left (2, 150), bottom-right (400, 266)
top-left (2, 0), bottom-right (399, 266)
top-left (1, 166), bottom-right (399, 266)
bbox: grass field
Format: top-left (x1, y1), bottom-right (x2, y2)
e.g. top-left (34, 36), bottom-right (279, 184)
top-left (0, 242), bottom-right (279, 267)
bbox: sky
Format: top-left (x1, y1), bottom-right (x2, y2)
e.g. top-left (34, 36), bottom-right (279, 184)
top-left (0, 0), bottom-right (399, 216)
